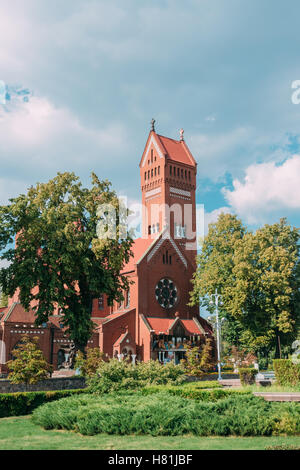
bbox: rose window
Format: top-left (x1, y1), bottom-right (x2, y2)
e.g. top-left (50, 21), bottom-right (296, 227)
top-left (155, 278), bottom-right (178, 309)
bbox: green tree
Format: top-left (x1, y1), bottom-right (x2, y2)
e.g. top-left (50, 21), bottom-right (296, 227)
top-left (0, 172), bottom-right (134, 353)
top-left (190, 214), bottom-right (300, 357)
top-left (75, 348), bottom-right (105, 377)
top-left (182, 339), bottom-right (215, 377)
top-left (7, 335), bottom-right (52, 385)
top-left (0, 289), bottom-right (8, 308)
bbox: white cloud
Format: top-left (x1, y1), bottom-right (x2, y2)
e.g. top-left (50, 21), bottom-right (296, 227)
top-left (223, 155), bottom-right (300, 224)
top-left (0, 89), bottom-right (131, 193)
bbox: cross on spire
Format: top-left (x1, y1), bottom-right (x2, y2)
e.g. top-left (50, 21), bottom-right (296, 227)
top-left (151, 118), bottom-right (156, 132)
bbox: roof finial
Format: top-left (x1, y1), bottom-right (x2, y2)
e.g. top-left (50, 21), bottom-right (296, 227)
top-left (151, 118), bottom-right (156, 132)
top-left (180, 128), bottom-right (184, 141)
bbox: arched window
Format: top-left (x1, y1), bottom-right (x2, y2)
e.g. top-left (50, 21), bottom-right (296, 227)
top-left (158, 166), bottom-right (160, 176)
top-left (156, 223), bottom-right (160, 232)
top-left (148, 170), bottom-right (150, 179)
top-left (155, 167), bottom-right (157, 176)
top-left (152, 224), bottom-right (156, 234)
top-left (148, 225), bottom-right (152, 235)
top-left (145, 172), bottom-right (147, 181)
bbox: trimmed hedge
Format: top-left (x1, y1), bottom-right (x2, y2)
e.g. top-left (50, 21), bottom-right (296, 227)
top-left (239, 368), bottom-right (258, 386)
top-left (142, 384), bottom-right (250, 401)
top-left (273, 360), bottom-right (300, 386)
top-left (0, 389), bottom-right (87, 418)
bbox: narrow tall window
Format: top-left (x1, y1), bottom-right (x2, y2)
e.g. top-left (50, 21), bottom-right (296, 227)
top-left (145, 172), bottom-right (147, 181)
top-left (126, 290), bottom-right (130, 309)
top-left (170, 166), bottom-right (172, 175)
top-left (158, 166), bottom-right (160, 175)
top-left (98, 295), bottom-right (104, 310)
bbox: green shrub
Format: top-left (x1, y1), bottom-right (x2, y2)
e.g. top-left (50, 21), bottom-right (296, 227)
top-left (142, 384), bottom-right (250, 401)
top-left (273, 360), bottom-right (300, 386)
top-left (74, 348), bottom-right (105, 378)
top-left (0, 389), bottom-right (86, 418)
top-left (239, 368), bottom-right (258, 386)
top-left (88, 359), bottom-right (185, 394)
top-left (32, 392), bottom-right (300, 437)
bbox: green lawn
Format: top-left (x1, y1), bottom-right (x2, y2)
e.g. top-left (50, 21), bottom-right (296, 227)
top-left (0, 416), bottom-right (299, 450)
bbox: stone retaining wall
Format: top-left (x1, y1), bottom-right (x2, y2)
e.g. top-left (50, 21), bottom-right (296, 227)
top-left (0, 377), bottom-right (86, 393)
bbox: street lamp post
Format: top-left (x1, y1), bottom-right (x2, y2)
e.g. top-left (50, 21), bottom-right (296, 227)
top-left (209, 289), bottom-right (223, 382)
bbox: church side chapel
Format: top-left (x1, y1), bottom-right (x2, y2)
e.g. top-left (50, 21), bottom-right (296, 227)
top-left (0, 122), bottom-right (213, 373)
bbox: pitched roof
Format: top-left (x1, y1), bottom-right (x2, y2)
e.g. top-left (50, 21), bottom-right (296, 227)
top-left (145, 316), bottom-right (207, 336)
top-left (140, 131), bottom-right (197, 168)
top-left (121, 237), bottom-right (154, 273)
top-left (156, 134), bottom-right (196, 166)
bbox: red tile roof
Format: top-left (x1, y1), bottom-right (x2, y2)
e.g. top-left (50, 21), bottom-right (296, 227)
top-left (121, 237), bottom-right (154, 273)
top-left (145, 316), bottom-right (206, 336)
top-left (156, 134), bottom-right (196, 166)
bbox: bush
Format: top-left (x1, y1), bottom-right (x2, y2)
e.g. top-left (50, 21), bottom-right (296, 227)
top-left (142, 384), bottom-right (250, 401)
top-left (88, 359), bottom-right (185, 394)
top-left (7, 335), bottom-right (52, 385)
top-left (239, 368), bottom-right (258, 386)
top-left (273, 359), bottom-right (300, 386)
top-left (75, 348), bottom-right (105, 378)
top-left (32, 392), bottom-right (300, 437)
top-left (0, 389), bottom-right (86, 418)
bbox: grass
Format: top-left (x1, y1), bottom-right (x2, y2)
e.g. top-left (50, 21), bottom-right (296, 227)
top-left (0, 416), bottom-right (299, 450)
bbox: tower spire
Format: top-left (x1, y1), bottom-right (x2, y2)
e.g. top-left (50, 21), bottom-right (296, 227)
top-left (151, 118), bottom-right (156, 132)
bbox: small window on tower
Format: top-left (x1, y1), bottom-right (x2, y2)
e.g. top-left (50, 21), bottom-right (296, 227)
top-left (156, 223), bottom-right (160, 232)
top-left (158, 166), bottom-right (160, 175)
top-left (148, 170), bottom-right (150, 179)
top-left (145, 172), bottom-right (147, 181)
top-left (155, 167), bottom-right (157, 176)
top-left (148, 226), bottom-right (152, 235)
top-left (151, 169), bottom-right (153, 178)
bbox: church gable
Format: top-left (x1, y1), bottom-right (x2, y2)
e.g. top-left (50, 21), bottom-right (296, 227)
top-left (145, 232), bottom-right (188, 269)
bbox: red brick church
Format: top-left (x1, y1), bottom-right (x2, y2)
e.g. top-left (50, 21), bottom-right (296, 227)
top-left (0, 123), bottom-right (213, 373)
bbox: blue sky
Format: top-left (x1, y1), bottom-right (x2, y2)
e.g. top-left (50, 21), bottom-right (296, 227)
top-left (1, 0), bottom-right (300, 240)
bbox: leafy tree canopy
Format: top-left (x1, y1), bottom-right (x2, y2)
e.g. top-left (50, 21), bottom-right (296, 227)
top-left (190, 214), bottom-right (300, 356)
top-left (0, 172), bottom-right (134, 351)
